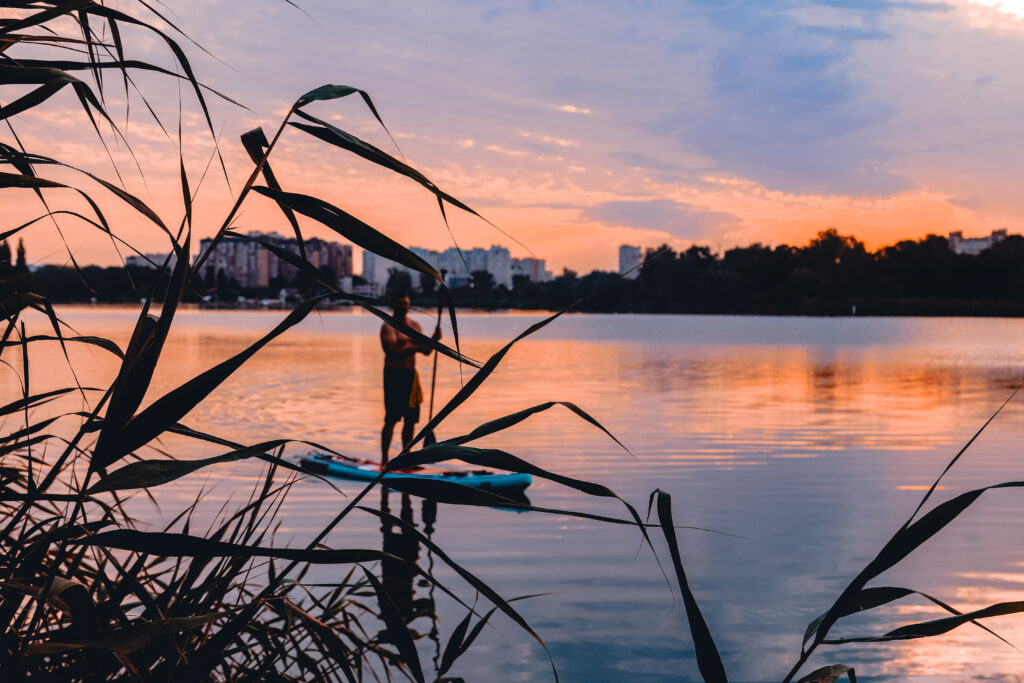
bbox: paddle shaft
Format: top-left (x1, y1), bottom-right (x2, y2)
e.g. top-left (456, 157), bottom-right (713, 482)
top-left (424, 270), bottom-right (445, 446)
top-left (428, 271), bottom-right (446, 419)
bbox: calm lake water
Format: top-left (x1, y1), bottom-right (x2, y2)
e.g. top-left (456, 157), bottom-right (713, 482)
top-left (9, 307), bottom-right (1024, 682)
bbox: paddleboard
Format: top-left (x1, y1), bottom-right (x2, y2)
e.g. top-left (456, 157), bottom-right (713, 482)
top-left (299, 453), bottom-right (532, 492)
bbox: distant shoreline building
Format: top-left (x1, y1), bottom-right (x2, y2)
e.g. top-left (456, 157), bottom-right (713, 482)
top-left (511, 257), bottom-right (550, 283)
top-left (948, 229), bottom-right (1009, 255)
top-left (195, 232), bottom-right (352, 288)
top-left (362, 245), bottom-right (552, 294)
top-left (126, 252), bottom-right (178, 270)
top-left (619, 244), bottom-right (642, 279)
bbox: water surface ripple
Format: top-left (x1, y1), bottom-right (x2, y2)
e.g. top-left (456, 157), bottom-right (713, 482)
top-left (8, 308), bottom-right (1024, 682)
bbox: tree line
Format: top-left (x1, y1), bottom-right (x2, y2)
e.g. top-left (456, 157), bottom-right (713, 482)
top-left (18, 229), bottom-right (1024, 316)
top-left (15, 256), bottom-right (335, 305)
top-left (411, 229), bottom-right (1024, 316)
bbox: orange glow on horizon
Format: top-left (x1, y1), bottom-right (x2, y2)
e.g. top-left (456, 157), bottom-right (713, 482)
top-left (7, 121), bottom-right (1004, 276)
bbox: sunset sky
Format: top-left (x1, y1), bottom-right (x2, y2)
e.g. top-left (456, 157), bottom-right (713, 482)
top-left (9, 0), bottom-right (1024, 273)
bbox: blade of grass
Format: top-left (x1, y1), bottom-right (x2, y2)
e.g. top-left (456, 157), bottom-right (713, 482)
top-left (72, 529), bottom-right (397, 565)
top-left (361, 567), bottom-right (424, 683)
top-left (225, 229), bottom-right (478, 367)
top-left (654, 490), bottom-right (727, 683)
top-left (802, 586), bottom-right (1019, 654)
top-left (27, 613), bottom-right (221, 655)
top-left (440, 400), bottom-right (630, 456)
top-left (250, 187), bottom-right (443, 283)
top-left (358, 504), bottom-right (559, 682)
top-left (796, 665), bottom-right (856, 683)
top-left (93, 295), bottom-right (323, 470)
top-left (823, 600), bottom-right (1024, 643)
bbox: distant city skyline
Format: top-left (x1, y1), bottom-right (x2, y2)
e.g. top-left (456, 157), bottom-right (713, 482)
top-left (11, 1), bottom-right (1024, 276)
top-left (194, 232), bottom-right (353, 290)
top-left (178, 232), bottom-right (553, 294)
top-left (362, 244), bottom-right (552, 294)
top-left (60, 225), bottom-right (1023, 277)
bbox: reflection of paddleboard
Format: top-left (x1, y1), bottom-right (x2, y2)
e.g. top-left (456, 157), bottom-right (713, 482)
top-left (299, 453), bottom-right (533, 492)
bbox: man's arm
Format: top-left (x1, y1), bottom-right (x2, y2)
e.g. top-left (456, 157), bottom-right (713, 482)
top-left (380, 324), bottom-right (420, 357)
top-left (412, 320), bottom-right (441, 355)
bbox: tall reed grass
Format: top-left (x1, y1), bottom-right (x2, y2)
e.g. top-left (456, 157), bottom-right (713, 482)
top-left (1, 2), bottom-right (1022, 681)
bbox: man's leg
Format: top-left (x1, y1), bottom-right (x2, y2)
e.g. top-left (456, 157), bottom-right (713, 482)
top-left (382, 417), bottom-right (398, 465)
top-left (400, 415), bottom-right (416, 450)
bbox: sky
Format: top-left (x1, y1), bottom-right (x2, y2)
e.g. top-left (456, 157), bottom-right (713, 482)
top-left (8, 0), bottom-right (1024, 274)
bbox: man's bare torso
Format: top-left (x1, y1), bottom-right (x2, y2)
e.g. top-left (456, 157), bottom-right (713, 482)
top-left (381, 318), bottom-right (423, 370)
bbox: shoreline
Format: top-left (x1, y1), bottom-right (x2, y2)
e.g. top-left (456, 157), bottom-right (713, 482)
top-left (42, 300), bottom-right (1024, 320)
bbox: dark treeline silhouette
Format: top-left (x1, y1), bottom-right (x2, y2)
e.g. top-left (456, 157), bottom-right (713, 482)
top-left (433, 229), bottom-right (1024, 316)
top-left (21, 261), bottom-right (334, 305)
top-left (23, 229), bottom-right (1024, 316)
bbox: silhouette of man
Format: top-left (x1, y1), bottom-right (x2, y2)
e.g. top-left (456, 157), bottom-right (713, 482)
top-left (380, 289), bottom-right (440, 464)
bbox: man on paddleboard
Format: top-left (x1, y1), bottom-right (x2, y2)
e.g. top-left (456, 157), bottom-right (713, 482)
top-left (380, 289), bottom-right (440, 464)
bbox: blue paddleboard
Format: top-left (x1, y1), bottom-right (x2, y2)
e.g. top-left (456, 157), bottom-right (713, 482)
top-left (299, 453), bottom-right (532, 492)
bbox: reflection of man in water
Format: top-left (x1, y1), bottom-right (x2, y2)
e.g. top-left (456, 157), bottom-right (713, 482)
top-left (379, 490), bottom-right (436, 642)
top-left (380, 289), bottom-right (440, 464)
top-left (380, 490), bottom-right (421, 619)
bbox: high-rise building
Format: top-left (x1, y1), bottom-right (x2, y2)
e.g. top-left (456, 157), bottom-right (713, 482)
top-left (361, 244), bottom-right (551, 291)
top-left (196, 232), bottom-right (352, 289)
top-left (948, 229), bottom-right (1009, 255)
top-left (511, 257), bottom-right (552, 283)
top-left (125, 251), bottom-right (178, 270)
top-left (619, 244), bottom-right (643, 279)
top-left (440, 246), bottom-right (513, 288)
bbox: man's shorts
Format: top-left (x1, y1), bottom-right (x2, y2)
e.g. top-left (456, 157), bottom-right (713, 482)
top-left (383, 366), bottom-right (421, 422)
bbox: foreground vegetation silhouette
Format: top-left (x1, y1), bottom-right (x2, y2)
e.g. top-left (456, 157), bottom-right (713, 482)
top-left (3, 2), bottom-right (1024, 682)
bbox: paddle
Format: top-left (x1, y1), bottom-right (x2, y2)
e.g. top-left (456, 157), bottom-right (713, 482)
top-left (423, 270), bottom-right (446, 447)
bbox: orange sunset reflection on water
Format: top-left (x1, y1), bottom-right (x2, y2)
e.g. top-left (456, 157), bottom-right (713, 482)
top-left (7, 307), bottom-right (1024, 680)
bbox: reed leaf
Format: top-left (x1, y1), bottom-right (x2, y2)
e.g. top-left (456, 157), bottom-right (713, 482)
top-left (27, 613), bottom-right (221, 655)
top-left (357, 504), bottom-right (560, 681)
top-left (293, 84), bottom-right (388, 135)
top-left (9, 57), bottom-right (242, 106)
top-left (362, 567), bottom-right (424, 683)
top-left (79, 2), bottom-right (230, 181)
top-left (72, 529), bottom-right (395, 565)
top-left (802, 586), bottom-right (1017, 654)
top-left (438, 608), bottom-right (477, 678)
top-left (440, 400), bottom-right (630, 455)
top-left (391, 444), bottom-right (618, 502)
top-left (437, 595), bottom-right (545, 679)
top-left (0, 334), bottom-right (123, 358)
top-left (94, 234), bottom-right (191, 463)
top-left (87, 440), bottom-right (301, 493)
top-left (796, 665), bottom-right (856, 683)
top-left (377, 477), bottom-right (532, 508)
top-left (823, 600), bottom-right (1024, 643)
top-left (401, 305), bottom-right (575, 454)
top-left (653, 489), bottom-right (727, 683)
top-left (250, 186), bottom-right (443, 283)
top-left (94, 296), bottom-right (321, 470)
top-left (289, 112), bottom-right (484, 224)
top-left (0, 1), bottom-right (94, 35)
top-left (797, 479), bottom-right (1024, 681)
top-left (0, 387), bottom-right (84, 417)
top-left (0, 434), bottom-right (57, 459)
top-left (240, 127), bottom-right (304, 254)
top-left (224, 229), bottom-right (478, 367)
top-left (0, 576), bottom-right (98, 636)
top-left (0, 414), bottom-right (71, 446)
top-left (0, 75), bottom-right (77, 121)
